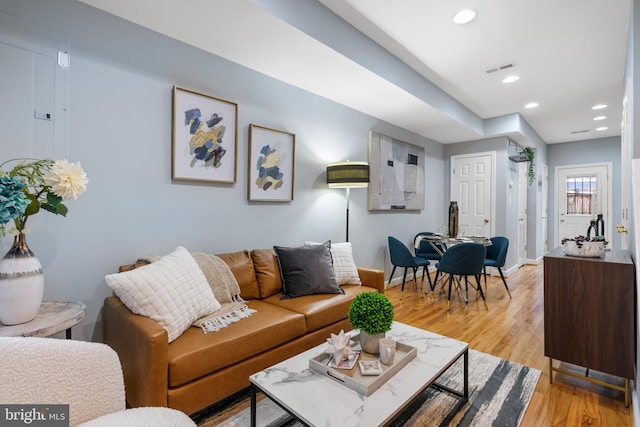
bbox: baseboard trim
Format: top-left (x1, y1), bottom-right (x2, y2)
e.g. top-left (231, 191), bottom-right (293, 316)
top-left (386, 270), bottom-right (432, 290)
top-left (526, 256), bottom-right (543, 265)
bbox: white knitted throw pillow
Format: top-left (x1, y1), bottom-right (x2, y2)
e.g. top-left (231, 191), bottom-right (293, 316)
top-left (105, 246), bottom-right (220, 342)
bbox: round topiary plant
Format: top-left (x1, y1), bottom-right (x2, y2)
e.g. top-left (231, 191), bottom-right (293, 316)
top-left (348, 292), bottom-right (394, 335)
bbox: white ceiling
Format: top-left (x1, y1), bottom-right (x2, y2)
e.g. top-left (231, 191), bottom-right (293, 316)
top-left (77, 0), bottom-right (631, 145)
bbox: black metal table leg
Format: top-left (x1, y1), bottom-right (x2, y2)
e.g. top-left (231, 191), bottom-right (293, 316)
top-left (463, 347), bottom-right (469, 402)
top-left (430, 347), bottom-right (469, 417)
top-left (250, 383), bottom-right (257, 427)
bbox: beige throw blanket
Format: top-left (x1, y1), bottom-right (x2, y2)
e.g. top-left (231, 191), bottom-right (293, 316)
top-left (139, 252), bottom-right (255, 334)
top-left (190, 252), bottom-right (256, 333)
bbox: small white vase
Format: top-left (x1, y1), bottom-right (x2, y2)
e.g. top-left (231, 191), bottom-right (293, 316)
top-left (0, 233), bottom-right (44, 325)
top-left (359, 331), bottom-right (385, 354)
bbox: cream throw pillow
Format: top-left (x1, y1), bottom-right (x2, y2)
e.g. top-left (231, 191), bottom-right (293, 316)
top-left (305, 241), bottom-right (361, 285)
top-left (105, 247), bottom-right (220, 342)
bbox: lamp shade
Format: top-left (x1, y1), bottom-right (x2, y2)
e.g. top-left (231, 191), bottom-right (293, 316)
top-left (326, 161), bottom-right (369, 188)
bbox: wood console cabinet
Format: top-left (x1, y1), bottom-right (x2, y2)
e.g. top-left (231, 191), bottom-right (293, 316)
top-left (544, 247), bottom-right (635, 380)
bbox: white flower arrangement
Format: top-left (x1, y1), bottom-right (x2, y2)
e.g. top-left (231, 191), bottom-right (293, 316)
top-left (0, 158), bottom-right (88, 239)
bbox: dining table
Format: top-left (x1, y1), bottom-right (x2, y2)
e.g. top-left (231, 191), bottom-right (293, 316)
top-left (414, 234), bottom-right (492, 302)
top-left (414, 234), bottom-right (492, 255)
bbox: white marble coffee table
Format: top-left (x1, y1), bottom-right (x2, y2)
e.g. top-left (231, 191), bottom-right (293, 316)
top-left (249, 321), bottom-right (468, 426)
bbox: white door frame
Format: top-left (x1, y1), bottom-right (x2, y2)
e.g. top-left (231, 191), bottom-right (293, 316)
top-left (450, 151), bottom-right (496, 238)
top-left (620, 88), bottom-right (631, 249)
top-left (516, 163), bottom-right (527, 267)
top-left (554, 162), bottom-right (613, 246)
top-left (541, 163), bottom-right (549, 255)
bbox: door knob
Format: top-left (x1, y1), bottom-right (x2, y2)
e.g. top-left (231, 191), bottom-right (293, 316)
top-left (484, 218), bottom-right (489, 224)
top-left (617, 224), bottom-right (628, 233)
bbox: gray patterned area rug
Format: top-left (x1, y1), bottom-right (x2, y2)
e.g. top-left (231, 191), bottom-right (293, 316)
top-left (194, 349), bottom-right (540, 427)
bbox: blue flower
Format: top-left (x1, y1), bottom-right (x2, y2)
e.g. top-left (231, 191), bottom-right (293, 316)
top-left (0, 175), bottom-right (28, 225)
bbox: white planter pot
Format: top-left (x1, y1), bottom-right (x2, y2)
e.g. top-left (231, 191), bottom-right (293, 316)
top-left (359, 331), bottom-right (385, 354)
top-left (0, 233), bottom-right (44, 325)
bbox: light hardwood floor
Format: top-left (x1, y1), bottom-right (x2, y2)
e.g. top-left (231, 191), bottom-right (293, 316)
top-left (384, 262), bottom-right (632, 426)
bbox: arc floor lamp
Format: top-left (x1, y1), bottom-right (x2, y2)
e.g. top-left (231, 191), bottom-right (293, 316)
top-left (326, 161), bottom-right (369, 242)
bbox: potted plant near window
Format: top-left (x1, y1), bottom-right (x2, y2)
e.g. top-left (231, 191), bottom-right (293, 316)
top-left (348, 292), bottom-right (394, 354)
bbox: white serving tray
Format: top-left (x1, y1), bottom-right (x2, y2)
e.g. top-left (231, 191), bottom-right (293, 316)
top-left (308, 335), bottom-right (417, 396)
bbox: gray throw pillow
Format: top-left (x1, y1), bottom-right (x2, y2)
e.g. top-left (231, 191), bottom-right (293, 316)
top-left (274, 242), bottom-right (344, 299)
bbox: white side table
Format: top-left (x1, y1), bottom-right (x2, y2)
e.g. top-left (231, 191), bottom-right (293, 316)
top-left (0, 301), bottom-right (86, 339)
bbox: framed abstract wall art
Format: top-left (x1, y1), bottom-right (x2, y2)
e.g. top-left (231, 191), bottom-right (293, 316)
top-left (172, 86), bottom-right (238, 183)
top-left (248, 124), bottom-right (295, 202)
top-left (368, 131), bottom-right (425, 210)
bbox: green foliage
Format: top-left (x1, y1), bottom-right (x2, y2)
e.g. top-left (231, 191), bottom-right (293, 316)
top-left (523, 147), bottom-right (536, 186)
top-left (348, 292), bottom-right (394, 335)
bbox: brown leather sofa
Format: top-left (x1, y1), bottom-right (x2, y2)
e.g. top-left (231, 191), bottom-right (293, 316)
top-left (103, 248), bottom-right (385, 415)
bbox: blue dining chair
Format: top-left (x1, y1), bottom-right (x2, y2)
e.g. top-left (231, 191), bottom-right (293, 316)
top-left (483, 236), bottom-right (512, 298)
top-left (414, 232), bottom-right (444, 261)
top-left (435, 242), bottom-right (487, 310)
top-left (414, 231), bottom-right (445, 288)
top-left (388, 236), bottom-right (432, 296)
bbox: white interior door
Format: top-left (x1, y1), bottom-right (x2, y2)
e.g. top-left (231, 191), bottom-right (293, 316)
top-left (555, 163), bottom-right (612, 246)
top-left (451, 152), bottom-right (495, 237)
top-left (517, 163), bottom-right (527, 266)
top-left (620, 90), bottom-right (631, 249)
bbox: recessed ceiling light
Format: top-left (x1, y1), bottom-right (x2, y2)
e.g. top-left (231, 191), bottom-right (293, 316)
top-left (593, 116), bottom-right (607, 121)
top-left (453, 9), bottom-right (476, 24)
top-left (592, 104), bottom-right (608, 110)
top-left (524, 102), bottom-right (539, 109)
top-left (502, 75), bottom-right (520, 83)
top-left (596, 126), bottom-right (608, 131)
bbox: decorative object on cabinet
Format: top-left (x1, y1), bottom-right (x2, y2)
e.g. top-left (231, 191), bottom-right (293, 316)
top-left (0, 158), bottom-right (88, 325)
top-left (172, 86), bottom-right (238, 184)
top-left (326, 161), bottom-right (369, 241)
top-left (368, 131), bottom-right (424, 211)
top-left (561, 239), bottom-right (604, 257)
top-left (248, 124), bottom-right (295, 202)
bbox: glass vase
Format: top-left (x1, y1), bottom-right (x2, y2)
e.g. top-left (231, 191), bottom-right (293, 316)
top-left (0, 232), bottom-right (44, 325)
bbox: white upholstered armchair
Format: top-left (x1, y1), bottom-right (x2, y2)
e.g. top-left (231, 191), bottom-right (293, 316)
top-left (0, 336), bottom-right (196, 427)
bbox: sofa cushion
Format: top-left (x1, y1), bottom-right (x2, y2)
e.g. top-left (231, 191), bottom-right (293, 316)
top-left (167, 300), bottom-right (306, 387)
top-left (264, 284), bottom-right (378, 333)
top-left (274, 243), bottom-right (343, 299)
top-left (306, 241), bottom-right (362, 285)
top-left (217, 250), bottom-right (260, 300)
top-left (250, 249), bottom-right (283, 298)
top-left (105, 247), bottom-right (220, 343)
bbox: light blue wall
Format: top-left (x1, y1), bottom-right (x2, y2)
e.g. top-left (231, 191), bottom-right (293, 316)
top-left (0, 0), bottom-right (628, 346)
top-left (0, 0), bottom-right (446, 341)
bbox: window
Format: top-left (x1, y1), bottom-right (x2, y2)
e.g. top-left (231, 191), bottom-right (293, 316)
top-left (566, 176), bottom-right (596, 214)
